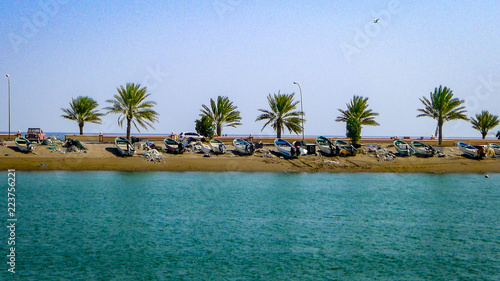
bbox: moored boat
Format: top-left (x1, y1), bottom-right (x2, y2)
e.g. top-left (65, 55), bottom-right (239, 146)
top-left (163, 138), bottom-right (184, 154)
top-left (489, 143), bottom-right (500, 156)
top-left (457, 142), bottom-right (480, 158)
top-left (210, 139), bottom-right (227, 154)
top-left (316, 136), bottom-right (338, 156)
top-left (274, 138), bottom-right (300, 158)
top-left (233, 138), bottom-right (255, 155)
top-left (115, 137), bottom-right (135, 156)
top-left (410, 141), bottom-right (435, 157)
top-left (394, 139), bottom-right (414, 156)
top-left (334, 140), bottom-right (357, 156)
top-left (15, 136), bottom-right (35, 152)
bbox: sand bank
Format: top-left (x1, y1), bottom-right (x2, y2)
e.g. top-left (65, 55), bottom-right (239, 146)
top-left (1, 140), bottom-right (499, 173)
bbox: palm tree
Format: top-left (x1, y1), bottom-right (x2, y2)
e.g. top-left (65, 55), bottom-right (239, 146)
top-left (200, 96), bottom-right (242, 136)
top-left (60, 96), bottom-right (104, 135)
top-left (470, 111), bottom-right (499, 139)
top-left (417, 85), bottom-right (468, 145)
top-left (256, 91), bottom-right (303, 138)
top-left (104, 83), bottom-right (159, 140)
top-left (336, 95), bottom-right (379, 143)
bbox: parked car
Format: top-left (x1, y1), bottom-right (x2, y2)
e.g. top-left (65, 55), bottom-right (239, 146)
top-left (25, 128), bottom-right (46, 143)
top-left (178, 132), bottom-right (202, 142)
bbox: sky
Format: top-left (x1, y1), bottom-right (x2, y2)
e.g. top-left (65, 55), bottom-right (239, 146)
top-left (1, 0), bottom-right (499, 138)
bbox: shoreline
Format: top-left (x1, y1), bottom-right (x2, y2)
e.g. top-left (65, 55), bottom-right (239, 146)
top-left (1, 140), bottom-right (499, 173)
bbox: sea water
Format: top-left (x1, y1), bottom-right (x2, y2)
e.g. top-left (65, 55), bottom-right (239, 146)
top-left (1, 172), bottom-right (498, 280)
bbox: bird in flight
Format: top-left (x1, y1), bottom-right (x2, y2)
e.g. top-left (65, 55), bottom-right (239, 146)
top-left (373, 17), bottom-right (380, 23)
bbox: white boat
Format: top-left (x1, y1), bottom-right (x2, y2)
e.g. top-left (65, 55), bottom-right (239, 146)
top-left (458, 142), bottom-right (479, 158)
top-left (489, 143), bottom-right (500, 156)
top-left (411, 141), bottom-right (435, 157)
top-left (335, 140), bottom-right (358, 156)
top-left (210, 139), bottom-right (227, 154)
top-left (274, 138), bottom-right (299, 158)
top-left (15, 136), bottom-right (35, 152)
top-left (316, 136), bottom-right (338, 156)
top-left (394, 139), bottom-right (414, 156)
top-left (233, 138), bottom-right (254, 155)
top-left (115, 137), bottom-right (135, 156)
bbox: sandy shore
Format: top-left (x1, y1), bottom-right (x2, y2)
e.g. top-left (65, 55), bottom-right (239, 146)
top-left (0, 140), bottom-right (498, 173)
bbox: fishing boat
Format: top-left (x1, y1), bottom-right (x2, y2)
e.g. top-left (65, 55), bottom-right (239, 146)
top-left (274, 138), bottom-right (300, 158)
top-left (163, 138), bottom-right (184, 154)
top-left (316, 136), bottom-right (338, 156)
top-left (292, 140), bottom-right (308, 155)
top-left (489, 143), bottom-right (500, 156)
top-left (458, 142), bottom-right (481, 158)
top-left (334, 140), bottom-right (358, 156)
top-left (115, 137), bottom-right (135, 156)
top-left (210, 139), bottom-right (227, 154)
top-left (233, 138), bottom-right (255, 155)
top-left (394, 139), bottom-right (414, 156)
top-left (15, 136), bottom-right (35, 152)
top-left (410, 141), bottom-right (435, 157)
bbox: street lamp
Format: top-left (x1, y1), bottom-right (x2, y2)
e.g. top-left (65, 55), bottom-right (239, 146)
top-left (293, 81), bottom-right (304, 141)
top-left (6, 74), bottom-right (10, 140)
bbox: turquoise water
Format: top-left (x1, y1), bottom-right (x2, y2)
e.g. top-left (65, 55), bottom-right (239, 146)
top-left (1, 172), bottom-right (499, 280)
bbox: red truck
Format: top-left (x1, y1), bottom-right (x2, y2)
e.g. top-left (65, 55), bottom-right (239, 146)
top-left (25, 128), bottom-right (46, 143)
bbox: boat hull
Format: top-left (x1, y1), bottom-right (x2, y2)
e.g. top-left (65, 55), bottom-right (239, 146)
top-left (233, 139), bottom-right (254, 155)
top-left (210, 139), bottom-right (227, 154)
top-left (164, 138), bottom-right (184, 154)
top-left (411, 141), bottom-right (434, 157)
top-left (334, 140), bottom-right (357, 156)
top-left (15, 137), bottom-right (35, 152)
top-left (458, 142), bottom-right (479, 158)
top-left (394, 140), bottom-right (414, 156)
top-left (115, 137), bottom-right (135, 156)
top-left (489, 143), bottom-right (500, 156)
top-left (316, 136), bottom-right (338, 156)
top-left (275, 138), bottom-right (299, 158)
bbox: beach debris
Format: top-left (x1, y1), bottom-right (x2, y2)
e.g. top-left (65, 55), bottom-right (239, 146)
top-left (4, 153), bottom-right (9, 156)
top-left (375, 147), bottom-right (395, 161)
top-left (139, 149), bottom-right (162, 162)
top-left (254, 148), bottom-right (275, 158)
top-left (66, 145), bottom-right (79, 153)
top-left (63, 139), bottom-right (86, 150)
top-left (33, 152), bottom-right (38, 155)
top-left (485, 174), bottom-right (489, 178)
top-left (41, 138), bottom-right (53, 145)
top-left (40, 164), bottom-right (47, 167)
top-left (324, 160), bottom-right (340, 165)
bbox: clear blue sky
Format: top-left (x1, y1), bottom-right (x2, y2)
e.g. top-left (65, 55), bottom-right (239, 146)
top-left (1, 0), bottom-right (499, 138)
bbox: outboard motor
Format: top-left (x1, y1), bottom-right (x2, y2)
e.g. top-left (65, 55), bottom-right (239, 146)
top-left (295, 146), bottom-right (301, 156)
top-left (219, 143), bottom-right (226, 154)
top-left (249, 143), bottom-right (255, 154)
top-left (177, 143), bottom-right (184, 154)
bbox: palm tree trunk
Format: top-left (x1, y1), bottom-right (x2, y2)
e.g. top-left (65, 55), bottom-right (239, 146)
top-left (79, 123), bottom-right (84, 135)
top-left (438, 119), bottom-right (443, 145)
top-left (217, 126), bottom-right (222, 137)
top-left (482, 132), bottom-right (486, 139)
top-left (277, 123), bottom-right (281, 139)
top-left (126, 118), bottom-right (131, 140)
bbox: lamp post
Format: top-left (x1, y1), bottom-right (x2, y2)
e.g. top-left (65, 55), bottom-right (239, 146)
top-left (293, 81), bottom-right (304, 141)
top-left (6, 74), bottom-right (10, 140)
